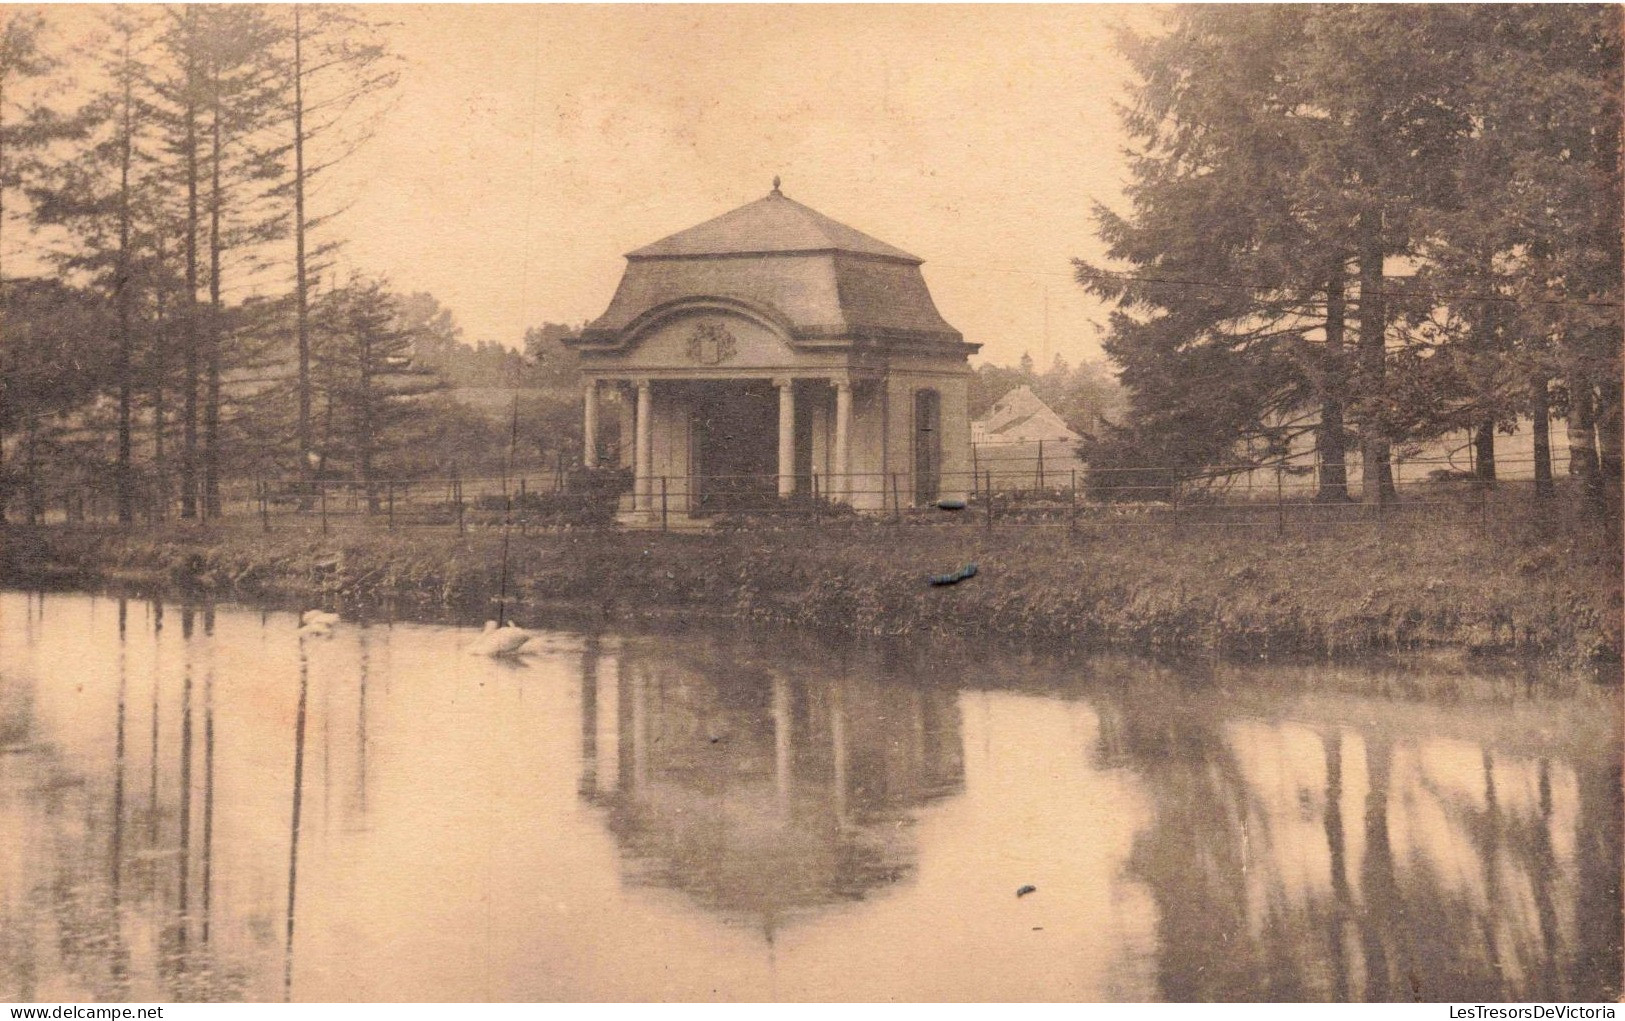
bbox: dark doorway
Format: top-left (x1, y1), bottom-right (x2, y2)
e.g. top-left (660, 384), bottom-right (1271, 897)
top-left (914, 389), bottom-right (941, 505)
top-left (794, 382), bottom-right (818, 498)
top-left (692, 381), bottom-right (778, 513)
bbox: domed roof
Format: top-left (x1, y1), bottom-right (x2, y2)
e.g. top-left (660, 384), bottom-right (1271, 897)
top-left (627, 185), bottom-right (922, 263)
top-left (580, 185), bottom-right (968, 349)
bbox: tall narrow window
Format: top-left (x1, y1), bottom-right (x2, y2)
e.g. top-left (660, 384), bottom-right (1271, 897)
top-left (914, 389), bottom-right (941, 505)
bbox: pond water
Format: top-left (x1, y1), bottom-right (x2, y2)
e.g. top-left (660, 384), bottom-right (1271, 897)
top-left (0, 589), bottom-right (1619, 1002)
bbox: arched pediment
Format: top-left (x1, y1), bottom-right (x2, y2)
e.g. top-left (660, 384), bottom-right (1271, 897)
top-left (622, 296), bottom-right (796, 347)
top-left (605, 297), bottom-right (801, 371)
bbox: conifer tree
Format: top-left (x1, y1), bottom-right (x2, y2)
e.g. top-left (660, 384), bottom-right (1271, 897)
top-left (148, 6), bottom-right (206, 518)
top-left (29, 9), bottom-right (161, 523)
top-left (312, 275), bottom-right (440, 508)
top-left (1079, 5), bottom-right (1619, 515)
top-left (1079, 7), bottom-right (1343, 486)
top-left (273, 5), bottom-right (399, 489)
top-left (199, 5), bottom-right (288, 516)
top-left (0, 10), bottom-right (70, 520)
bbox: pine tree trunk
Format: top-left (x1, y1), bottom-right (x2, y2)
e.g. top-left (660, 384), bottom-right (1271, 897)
top-left (1531, 371), bottom-right (1553, 498)
top-left (1357, 209), bottom-right (1393, 505)
top-left (0, 75), bottom-right (8, 524)
top-left (1473, 420), bottom-right (1496, 483)
top-left (151, 235), bottom-right (168, 520)
top-left (293, 7), bottom-right (313, 492)
top-left (115, 36), bottom-right (135, 525)
top-left (116, 303), bottom-right (133, 524)
top-left (180, 27), bottom-right (201, 521)
top-left (1317, 267), bottom-right (1350, 502)
top-left (360, 337), bottom-right (376, 513)
top-left (1471, 255), bottom-right (1497, 487)
top-left (204, 60), bottom-right (224, 520)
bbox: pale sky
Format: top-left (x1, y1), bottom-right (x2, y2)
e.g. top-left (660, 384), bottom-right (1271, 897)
top-left (26, 4), bottom-right (1164, 368)
top-left (327, 4), bottom-right (1163, 367)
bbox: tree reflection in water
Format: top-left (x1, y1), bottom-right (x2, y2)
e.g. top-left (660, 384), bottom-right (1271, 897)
top-left (0, 592), bottom-right (1617, 1002)
top-left (1091, 659), bottom-right (1621, 1001)
top-left (0, 597), bottom-right (251, 1003)
top-left (578, 638), bottom-right (964, 933)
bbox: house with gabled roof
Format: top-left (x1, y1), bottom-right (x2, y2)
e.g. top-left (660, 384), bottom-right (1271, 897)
top-left (971, 385), bottom-right (1087, 489)
top-left (972, 385), bottom-right (1081, 446)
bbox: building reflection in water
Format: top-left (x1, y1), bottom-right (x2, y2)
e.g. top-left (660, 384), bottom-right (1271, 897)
top-left (0, 592), bottom-right (1617, 1002)
top-left (578, 637), bottom-right (965, 932)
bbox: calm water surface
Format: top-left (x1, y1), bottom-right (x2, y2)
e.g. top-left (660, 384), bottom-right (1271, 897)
top-left (0, 590), bottom-right (1619, 1002)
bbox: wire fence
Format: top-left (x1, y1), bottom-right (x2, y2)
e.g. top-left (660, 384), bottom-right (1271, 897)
top-left (1, 463), bottom-right (574, 532)
top-left (4, 452), bottom-right (1607, 537)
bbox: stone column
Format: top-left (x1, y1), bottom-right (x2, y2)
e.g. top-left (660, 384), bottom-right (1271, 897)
top-left (635, 380), bottom-right (653, 513)
top-left (776, 377), bottom-right (796, 499)
top-left (579, 638), bottom-right (599, 795)
top-left (630, 665), bottom-right (648, 791)
top-left (833, 378), bottom-right (852, 502)
top-left (582, 380), bottom-right (599, 468)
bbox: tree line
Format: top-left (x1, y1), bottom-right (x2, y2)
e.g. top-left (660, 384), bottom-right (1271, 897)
top-left (0, 6), bottom-right (547, 526)
top-left (1079, 5), bottom-right (1621, 512)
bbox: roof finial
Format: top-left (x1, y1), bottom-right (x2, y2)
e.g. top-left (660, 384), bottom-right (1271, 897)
top-left (771, 175), bottom-right (782, 196)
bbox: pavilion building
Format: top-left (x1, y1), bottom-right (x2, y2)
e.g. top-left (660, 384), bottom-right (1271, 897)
top-left (568, 182), bottom-right (978, 519)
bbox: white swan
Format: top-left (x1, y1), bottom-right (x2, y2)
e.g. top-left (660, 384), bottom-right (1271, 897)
top-left (297, 619), bottom-right (333, 639)
top-left (468, 620), bottom-right (532, 657)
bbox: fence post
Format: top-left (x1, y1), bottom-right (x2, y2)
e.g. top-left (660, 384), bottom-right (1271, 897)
top-left (892, 473), bottom-right (901, 524)
top-left (660, 475), bottom-right (668, 532)
top-left (320, 480), bottom-right (329, 536)
top-left (1275, 464), bottom-right (1285, 536)
top-left (1037, 439), bottom-right (1045, 490)
top-left (985, 470), bottom-right (994, 530)
top-left (457, 479), bottom-right (466, 535)
top-left (1070, 468), bottom-right (1078, 533)
top-left (260, 477), bottom-right (270, 534)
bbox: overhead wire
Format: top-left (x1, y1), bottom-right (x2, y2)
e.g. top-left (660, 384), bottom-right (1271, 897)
top-left (928, 259), bottom-right (1622, 310)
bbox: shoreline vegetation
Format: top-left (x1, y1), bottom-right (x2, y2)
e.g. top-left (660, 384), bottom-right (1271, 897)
top-left (2, 515), bottom-right (1619, 668)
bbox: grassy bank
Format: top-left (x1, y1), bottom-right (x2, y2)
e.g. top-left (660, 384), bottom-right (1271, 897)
top-left (1, 513), bottom-right (1619, 663)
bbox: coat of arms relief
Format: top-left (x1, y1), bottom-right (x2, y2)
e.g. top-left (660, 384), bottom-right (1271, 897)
top-left (685, 321), bottom-right (738, 365)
